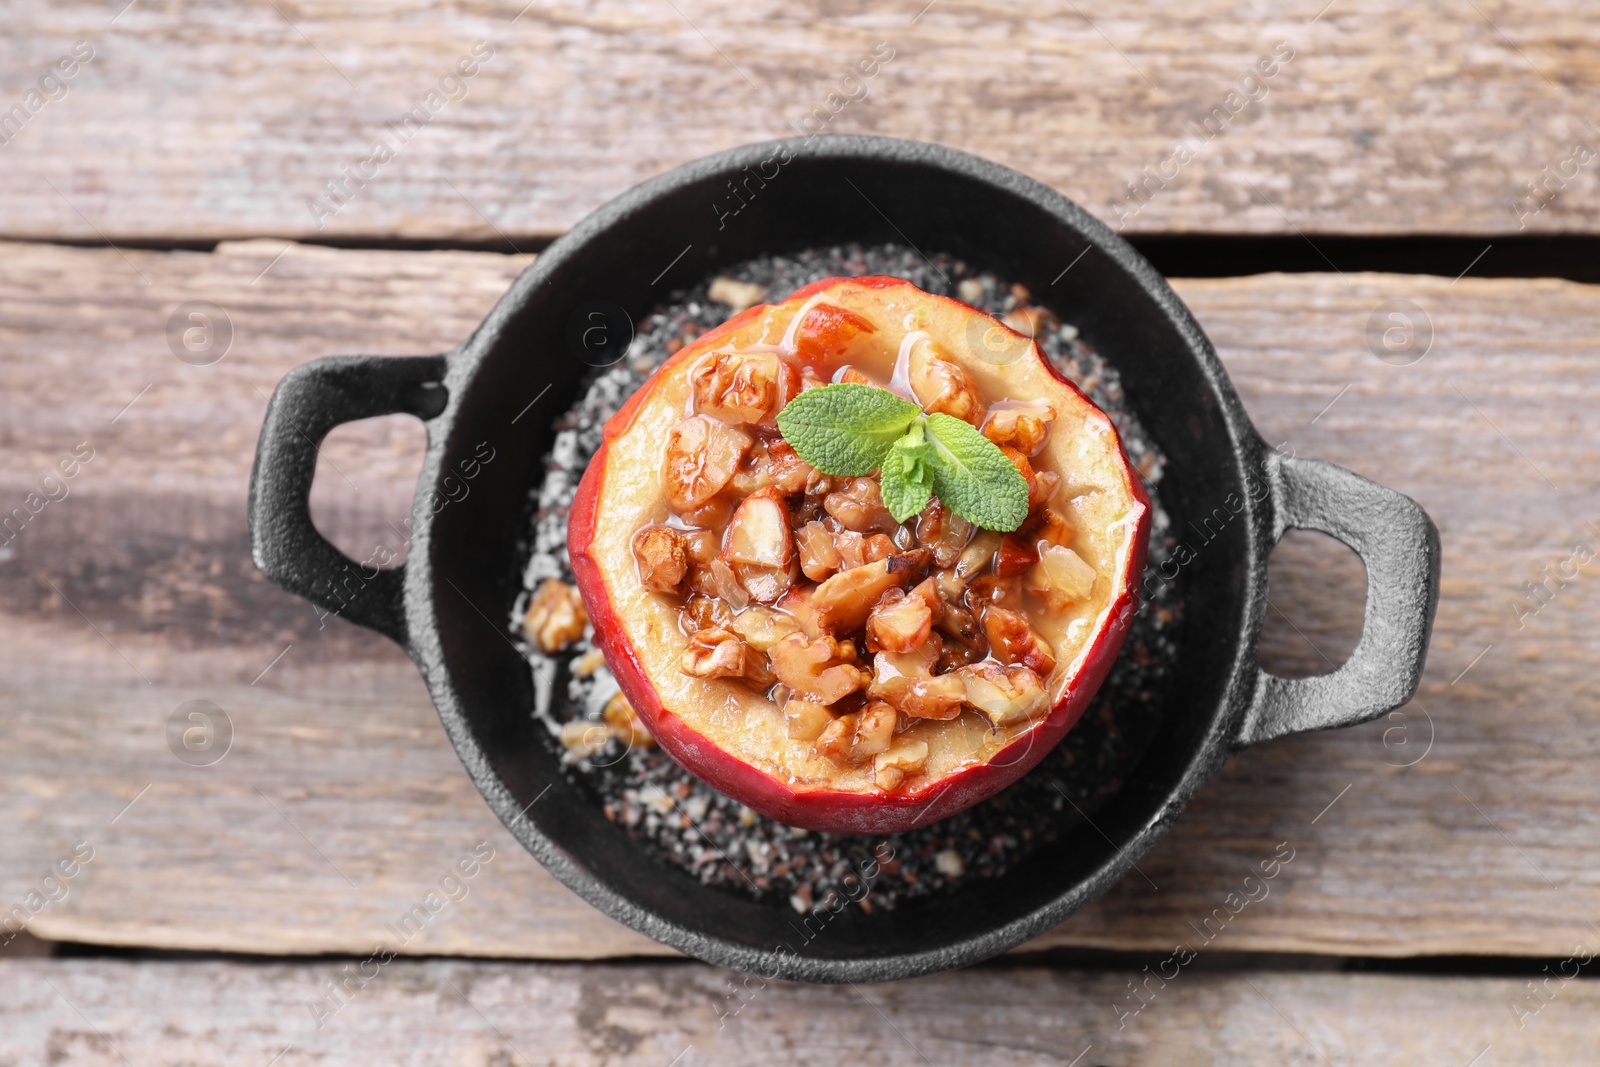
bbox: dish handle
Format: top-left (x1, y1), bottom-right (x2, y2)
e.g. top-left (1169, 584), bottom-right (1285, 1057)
top-left (247, 354), bottom-right (449, 650)
top-left (1235, 448), bottom-right (1441, 749)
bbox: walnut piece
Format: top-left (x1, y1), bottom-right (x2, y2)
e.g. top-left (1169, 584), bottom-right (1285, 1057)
top-left (720, 487), bottom-right (796, 603)
top-left (813, 701), bottom-right (898, 764)
top-left (865, 580), bottom-right (941, 654)
top-left (908, 338), bottom-right (986, 425)
top-left (813, 551), bottom-right (930, 634)
top-left (784, 696), bottom-right (835, 742)
top-left (873, 738), bottom-right (930, 791)
top-left (602, 692), bottom-right (656, 747)
top-left (524, 579), bottom-right (587, 653)
top-left (707, 276), bottom-right (768, 313)
top-left (957, 662), bottom-right (1048, 726)
top-left (868, 641), bottom-right (965, 721)
top-left (558, 719), bottom-right (611, 759)
top-left (631, 524), bottom-right (688, 594)
top-left (915, 499), bottom-right (975, 569)
top-left (982, 606), bottom-right (1056, 675)
top-left (681, 627), bottom-right (770, 687)
top-left (981, 403), bottom-right (1054, 456)
top-left (769, 632), bottom-right (869, 705)
top-left (823, 476), bottom-right (898, 534)
top-left (662, 414), bottom-right (751, 512)
top-left (795, 520), bottom-right (841, 581)
top-left (689, 349), bottom-right (800, 425)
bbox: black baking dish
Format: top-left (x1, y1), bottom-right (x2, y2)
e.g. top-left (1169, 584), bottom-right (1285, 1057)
top-left (248, 135), bottom-right (1440, 982)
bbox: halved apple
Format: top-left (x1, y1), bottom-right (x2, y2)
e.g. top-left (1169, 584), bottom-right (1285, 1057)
top-left (568, 276), bottom-right (1150, 834)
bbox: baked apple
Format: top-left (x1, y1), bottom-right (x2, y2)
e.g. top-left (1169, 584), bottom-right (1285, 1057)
top-left (568, 276), bottom-right (1150, 834)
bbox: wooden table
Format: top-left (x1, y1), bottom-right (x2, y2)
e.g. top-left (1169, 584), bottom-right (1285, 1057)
top-left (3, 2), bottom-right (1598, 1063)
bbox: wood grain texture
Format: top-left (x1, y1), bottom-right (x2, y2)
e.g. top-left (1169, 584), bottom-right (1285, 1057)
top-left (3, 0), bottom-right (1599, 241)
top-left (5, 958), bottom-right (1598, 1065)
top-left (2, 241), bottom-right (1598, 962)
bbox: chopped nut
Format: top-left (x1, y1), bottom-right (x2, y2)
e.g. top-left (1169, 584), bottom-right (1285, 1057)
top-left (908, 338), bottom-right (985, 425)
top-left (982, 403), bottom-right (1054, 457)
top-left (727, 604), bottom-right (801, 651)
top-left (901, 675), bottom-right (967, 720)
top-left (813, 551), bottom-right (930, 634)
top-left (681, 626), bottom-right (769, 687)
top-left (1031, 469), bottom-right (1061, 508)
top-left (766, 439), bottom-right (815, 494)
top-left (993, 532), bottom-right (1041, 578)
top-left (707, 557), bottom-right (751, 611)
top-left (682, 528), bottom-right (720, 565)
top-left (965, 573), bottom-right (1024, 611)
top-left (873, 739), bottom-right (930, 791)
top-left (559, 719), bottom-right (610, 759)
top-left (813, 713), bottom-right (858, 760)
top-left (935, 594), bottom-right (986, 654)
top-left (784, 696), bottom-right (835, 742)
top-left (524, 579), bottom-right (588, 653)
top-left (662, 414), bottom-right (752, 512)
top-left (795, 520), bottom-right (842, 581)
top-left (852, 701), bottom-right (897, 758)
top-left (776, 584), bottom-right (824, 640)
top-left (814, 701), bottom-right (899, 765)
top-left (680, 593), bottom-right (733, 633)
top-left (1026, 544), bottom-right (1098, 612)
top-left (867, 641), bottom-right (964, 720)
top-left (862, 533), bottom-right (898, 563)
top-left (934, 848), bottom-right (965, 877)
top-left (866, 587), bottom-right (934, 654)
top-left (721, 487), bottom-right (796, 603)
top-left (956, 278), bottom-right (985, 304)
top-left (823, 476), bottom-right (897, 533)
top-left (690, 349), bottom-right (801, 425)
top-left (915, 499), bottom-right (976, 569)
top-left (571, 648), bottom-right (607, 678)
top-left (707, 276), bottom-right (769, 313)
top-left (602, 692), bottom-right (656, 747)
top-left (769, 632), bottom-right (869, 704)
top-left (632, 524), bottom-right (689, 594)
top-left (1001, 305), bottom-right (1058, 339)
top-left (956, 662), bottom-right (1048, 726)
top-left (955, 530), bottom-right (1002, 578)
top-left (982, 607), bottom-right (1056, 675)
top-left (1024, 506), bottom-right (1074, 549)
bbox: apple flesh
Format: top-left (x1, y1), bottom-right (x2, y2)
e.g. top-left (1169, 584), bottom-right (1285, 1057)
top-left (568, 276), bottom-right (1150, 834)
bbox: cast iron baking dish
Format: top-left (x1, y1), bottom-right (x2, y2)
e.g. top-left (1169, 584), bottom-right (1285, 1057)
top-left (248, 135), bottom-right (1440, 982)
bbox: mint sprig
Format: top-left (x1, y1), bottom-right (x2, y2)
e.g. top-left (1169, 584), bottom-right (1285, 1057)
top-left (774, 382), bottom-right (920, 476)
top-left (775, 383), bottom-right (1029, 531)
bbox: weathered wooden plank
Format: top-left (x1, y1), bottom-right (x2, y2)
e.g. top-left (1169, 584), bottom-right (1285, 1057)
top-left (2, 241), bottom-right (1597, 961)
top-left (3, 0), bottom-right (1599, 240)
top-left (4, 958), bottom-right (1595, 1065)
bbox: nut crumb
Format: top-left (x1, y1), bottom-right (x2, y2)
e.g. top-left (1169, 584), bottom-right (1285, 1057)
top-left (935, 849), bottom-right (965, 878)
top-left (524, 579), bottom-right (588, 653)
top-left (708, 276), bottom-right (769, 314)
top-left (571, 648), bottom-right (607, 677)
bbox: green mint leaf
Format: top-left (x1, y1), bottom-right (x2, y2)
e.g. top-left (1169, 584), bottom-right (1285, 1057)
top-left (922, 412), bottom-right (1030, 531)
top-left (879, 421), bottom-right (934, 523)
top-left (775, 383), bottom-right (921, 476)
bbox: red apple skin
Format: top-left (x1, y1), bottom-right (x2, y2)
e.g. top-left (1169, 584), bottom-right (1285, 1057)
top-left (568, 277), bottom-right (1151, 835)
